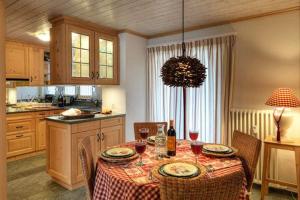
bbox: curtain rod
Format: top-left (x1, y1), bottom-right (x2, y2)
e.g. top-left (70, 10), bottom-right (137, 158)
top-left (147, 32), bottom-right (237, 48)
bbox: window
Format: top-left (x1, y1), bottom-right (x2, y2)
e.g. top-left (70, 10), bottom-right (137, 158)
top-left (46, 86), bottom-right (56, 95)
top-left (64, 86), bottom-right (76, 96)
top-left (79, 86), bottom-right (93, 97)
top-left (147, 35), bottom-right (235, 143)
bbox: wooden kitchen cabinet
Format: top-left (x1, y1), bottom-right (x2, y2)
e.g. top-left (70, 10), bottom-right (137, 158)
top-left (35, 112), bottom-right (48, 151)
top-left (5, 41), bottom-right (45, 85)
top-left (100, 125), bottom-right (123, 151)
top-left (46, 115), bottom-right (125, 190)
top-left (6, 110), bottom-right (64, 158)
top-left (50, 16), bottom-right (119, 85)
top-left (71, 129), bottom-right (99, 184)
top-left (6, 41), bottom-right (29, 79)
top-left (94, 33), bottom-right (119, 85)
top-left (6, 132), bottom-right (36, 157)
top-left (6, 113), bottom-right (36, 157)
top-left (29, 46), bottom-right (44, 86)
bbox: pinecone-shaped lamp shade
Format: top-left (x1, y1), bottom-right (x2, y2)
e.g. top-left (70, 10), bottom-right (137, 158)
top-left (161, 55), bottom-right (206, 87)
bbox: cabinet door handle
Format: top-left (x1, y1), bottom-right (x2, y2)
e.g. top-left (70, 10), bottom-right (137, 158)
top-left (96, 133), bottom-right (100, 142)
top-left (16, 134), bottom-right (24, 138)
top-left (101, 132), bottom-right (104, 141)
top-left (30, 76), bottom-right (33, 82)
top-left (16, 126), bottom-right (24, 129)
top-left (96, 72), bottom-right (99, 79)
top-left (91, 72), bottom-right (95, 79)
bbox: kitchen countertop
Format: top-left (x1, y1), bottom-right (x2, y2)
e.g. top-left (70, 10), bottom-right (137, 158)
top-left (46, 113), bottom-right (125, 124)
top-left (6, 106), bottom-right (101, 114)
top-left (6, 106), bottom-right (63, 114)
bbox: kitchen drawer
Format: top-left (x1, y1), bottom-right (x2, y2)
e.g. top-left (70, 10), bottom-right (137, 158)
top-left (6, 132), bottom-right (35, 157)
top-left (6, 119), bottom-right (35, 135)
top-left (7, 113), bottom-right (35, 121)
top-left (71, 121), bottom-right (101, 133)
top-left (101, 117), bottom-right (123, 128)
top-left (35, 111), bottom-right (50, 118)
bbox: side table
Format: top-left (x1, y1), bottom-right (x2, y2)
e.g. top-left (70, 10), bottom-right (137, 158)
top-left (261, 136), bottom-right (300, 200)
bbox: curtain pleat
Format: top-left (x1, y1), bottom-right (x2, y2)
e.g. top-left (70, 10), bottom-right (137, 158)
top-left (147, 35), bottom-right (236, 144)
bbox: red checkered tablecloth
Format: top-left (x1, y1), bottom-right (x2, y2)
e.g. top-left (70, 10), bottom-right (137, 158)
top-left (93, 141), bottom-right (247, 200)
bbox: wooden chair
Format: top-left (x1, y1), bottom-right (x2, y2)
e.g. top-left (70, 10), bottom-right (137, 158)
top-left (232, 130), bottom-right (262, 199)
top-left (134, 122), bottom-right (168, 140)
top-left (79, 136), bottom-right (96, 200)
top-left (158, 170), bottom-right (244, 200)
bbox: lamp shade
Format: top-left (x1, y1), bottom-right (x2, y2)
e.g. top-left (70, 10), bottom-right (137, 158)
top-left (265, 88), bottom-right (300, 108)
top-left (161, 55), bottom-right (206, 87)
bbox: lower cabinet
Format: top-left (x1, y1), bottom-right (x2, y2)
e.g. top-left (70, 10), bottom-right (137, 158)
top-left (6, 110), bottom-right (64, 158)
top-left (46, 116), bottom-right (125, 190)
top-left (71, 129), bottom-right (99, 184)
top-left (36, 117), bottom-right (47, 151)
top-left (100, 125), bottom-right (124, 151)
top-left (6, 132), bottom-right (35, 157)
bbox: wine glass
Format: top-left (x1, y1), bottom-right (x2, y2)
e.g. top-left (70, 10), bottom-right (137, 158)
top-left (135, 141), bottom-right (146, 166)
top-left (139, 128), bottom-right (149, 142)
top-left (189, 130), bottom-right (199, 141)
top-left (191, 141), bottom-right (203, 164)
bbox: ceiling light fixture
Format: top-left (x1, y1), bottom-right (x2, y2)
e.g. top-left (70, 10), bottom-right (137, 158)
top-left (36, 32), bottom-right (50, 42)
top-left (161, 0), bottom-right (206, 139)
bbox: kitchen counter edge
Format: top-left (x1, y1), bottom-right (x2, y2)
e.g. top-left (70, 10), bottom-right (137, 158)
top-left (45, 113), bottom-right (126, 124)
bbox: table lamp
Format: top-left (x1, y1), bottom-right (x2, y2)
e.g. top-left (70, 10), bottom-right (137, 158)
top-left (265, 88), bottom-right (300, 142)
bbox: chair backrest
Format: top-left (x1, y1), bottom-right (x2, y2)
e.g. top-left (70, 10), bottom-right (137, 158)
top-left (79, 136), bottom-right (96, 200)
top-left (159, 170), bottom-right (244, 200)
top-left (232, 130), bottom-right (262, 192)
top-left (134, 122), bottom-right (168, 140)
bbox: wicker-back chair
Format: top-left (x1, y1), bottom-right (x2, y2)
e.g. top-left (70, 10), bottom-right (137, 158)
top-left (79, 136), bottom-right (96, 200)
top-left (159, 170), bottom-right (244, 200)
top-left (134, 122), bottom-right (168, 140)
top-left (232, 130), bottom-right (262, 197)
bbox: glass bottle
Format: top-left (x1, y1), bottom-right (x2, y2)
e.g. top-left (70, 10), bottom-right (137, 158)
top-left (155, 124), bottom-right (166, 159)
top-left (167, 120), bottom-right (176, 156)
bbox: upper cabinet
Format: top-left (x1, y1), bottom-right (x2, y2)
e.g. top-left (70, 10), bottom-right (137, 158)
top-left (95, 33), bottom-right (118, 85)
top-left (6, 41), bottom-right (45, 86)
top-left (50, 16), bottom-right (119, 85)
top-left (28, 47), bottom-right (44, 85)
top-left (6, 42), bottom-right (29, 79)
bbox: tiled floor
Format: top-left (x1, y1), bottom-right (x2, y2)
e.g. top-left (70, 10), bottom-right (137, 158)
top-left (7, 154), bottom-right (297, 200)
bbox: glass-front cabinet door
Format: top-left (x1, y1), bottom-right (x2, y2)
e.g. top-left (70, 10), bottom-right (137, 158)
top-left (67, 25), bottom-right (94, 84)
top-left (95, 33), bottom-right (118, 85)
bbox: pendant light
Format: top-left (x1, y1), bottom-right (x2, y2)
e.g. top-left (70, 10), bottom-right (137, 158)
top-left (161, 0), bottom-right (206, 139)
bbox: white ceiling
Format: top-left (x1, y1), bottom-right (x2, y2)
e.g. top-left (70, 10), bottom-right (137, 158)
top-left (5, 0), bottom-right (300, 45)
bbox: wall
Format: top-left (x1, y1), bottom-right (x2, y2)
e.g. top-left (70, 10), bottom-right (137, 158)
top-left (148, 10), bottom-right (300, 188)
top-left (102, 33), bottom-right (147, 142)
top-left (0, 0), bottom-right (7, 198)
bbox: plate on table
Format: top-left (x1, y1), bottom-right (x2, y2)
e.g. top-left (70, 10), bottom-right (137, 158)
top-left (147, 136), bottom-right (156, 145)
top-left (203, 144), bottom-right (231, 153)
top-left (159, 162), bottom-right (199, 178)
top-left (104, 147), bottom-right (135, 158)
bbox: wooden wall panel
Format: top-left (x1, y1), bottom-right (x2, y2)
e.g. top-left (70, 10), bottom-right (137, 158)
top-left (0, 0), bottom-right (7, 199)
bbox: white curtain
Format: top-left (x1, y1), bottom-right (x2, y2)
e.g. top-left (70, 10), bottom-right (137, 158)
top-left (146, 35), bottom-right (236, 144)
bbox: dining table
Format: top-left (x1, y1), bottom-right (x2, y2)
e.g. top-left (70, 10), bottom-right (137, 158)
top-left (93, 140), bottom-right (247, 200)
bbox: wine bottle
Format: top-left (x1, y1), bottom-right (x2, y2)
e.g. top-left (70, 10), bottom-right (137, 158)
top-left (167, 120), bottom-right (176, 156)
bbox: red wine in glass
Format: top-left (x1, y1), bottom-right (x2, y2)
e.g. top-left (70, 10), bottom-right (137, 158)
top-left (191, 141), bottom-right (203, 164)
top-left (139, 128), bottom-right (149, 140)
top-left (135, 142), bottom-right (146, 154)
top-left (189, 131), bottom-right (199, 141)
top-left (191, 142), bottom-right (203, 155)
